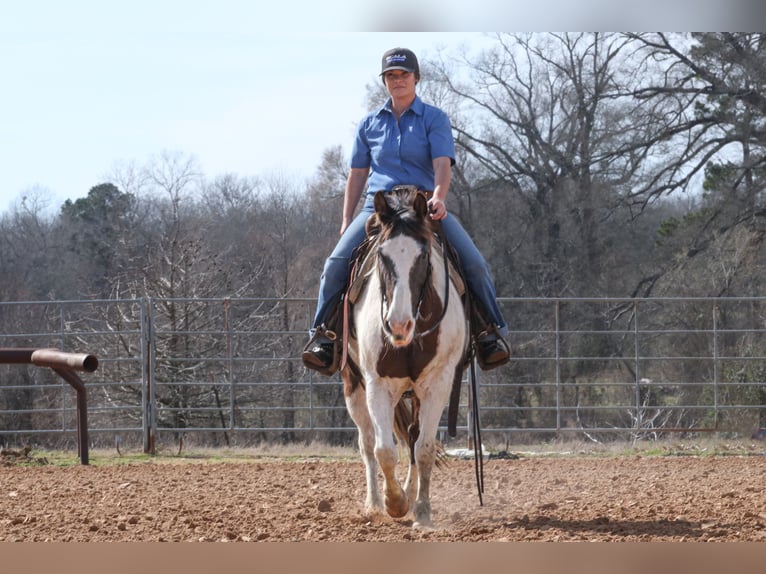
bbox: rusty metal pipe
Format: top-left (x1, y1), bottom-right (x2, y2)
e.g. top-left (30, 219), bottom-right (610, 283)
top-left (52, 367), bottom-right (89, 465)
top-left (0, 348), bottom-right (37, 364)
top-left (0, 347), bottom-right (97, 465)
top-left (0, 348), bottom-right (98, 372)
top-left (32, 349), bottom-right (98, 373)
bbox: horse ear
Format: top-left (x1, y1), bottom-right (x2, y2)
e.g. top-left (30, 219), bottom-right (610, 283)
top-left (367, 191), bottom-right (389, 236)
top-left (373, 191), bottom-right (390, 216)
top-left (413, 192), bottom-right (428, 220)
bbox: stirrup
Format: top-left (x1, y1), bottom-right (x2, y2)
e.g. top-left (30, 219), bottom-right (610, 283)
top-left (301, 326), bottom-right (340, 376)
top-left (474, 326), bottom-right (510, 371)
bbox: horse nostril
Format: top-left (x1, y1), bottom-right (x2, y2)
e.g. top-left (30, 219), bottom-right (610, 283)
top-left (392, 319), bottom-right (413, 334)
top-left (386, 318), bottom-right (414, 343)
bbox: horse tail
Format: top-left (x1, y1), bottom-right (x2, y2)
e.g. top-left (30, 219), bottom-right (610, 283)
top-left (394, 394), bottom-right (448, 469)
top-left (393, 398), bottom-right (411, 448)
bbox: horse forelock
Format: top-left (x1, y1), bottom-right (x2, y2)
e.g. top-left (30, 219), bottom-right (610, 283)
top-left (369, 189), bottom-right (431, 244)
top-left (378, 206), bottom-right (431, 245)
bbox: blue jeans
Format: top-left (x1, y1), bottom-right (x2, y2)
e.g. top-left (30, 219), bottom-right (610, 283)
top-left (312, 196), bottom-right (508, 337)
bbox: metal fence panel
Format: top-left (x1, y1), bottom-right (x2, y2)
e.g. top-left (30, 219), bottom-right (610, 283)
top-left (2, 297), bottom-right (766, 449)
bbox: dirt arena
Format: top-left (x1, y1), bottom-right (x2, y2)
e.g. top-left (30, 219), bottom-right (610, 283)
top-left (1, 445), bottom-right (766, 542)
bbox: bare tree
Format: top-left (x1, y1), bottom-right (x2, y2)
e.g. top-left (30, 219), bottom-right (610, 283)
top-left (430, 33), bottom-right (670, 298)
top-left (0, 190), bottom-right (66, 300)
top-left (622, 34), bottom-right (766, 298)
top-left (627, 33), bottom-right (766, 207)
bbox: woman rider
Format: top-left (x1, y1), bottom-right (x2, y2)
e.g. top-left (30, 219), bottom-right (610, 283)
top-left (303, 47), bottom-right (509, 373)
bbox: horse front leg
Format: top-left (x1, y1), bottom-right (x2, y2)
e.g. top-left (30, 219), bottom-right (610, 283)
top-left (368, 381), bottom-right (409, 519)
top-left (410, 393), bottom-right (447, 528)
top-left (345, 385), bottom-right (383, 515)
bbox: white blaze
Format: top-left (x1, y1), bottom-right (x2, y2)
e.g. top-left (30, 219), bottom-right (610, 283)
top-left (380, 235), bottom-right (421, 345)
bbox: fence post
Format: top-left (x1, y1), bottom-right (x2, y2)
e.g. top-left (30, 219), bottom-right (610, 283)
top-left (712, 303), bottom-right (719, 429)
top-left (555, 300), bottom-right (561, 431)
top-left (634, 300), bottom-right (642, 432)
top-left (141, 298), bottom-right (157, 455)
top-left (225, 298), bottom-right (235, 431)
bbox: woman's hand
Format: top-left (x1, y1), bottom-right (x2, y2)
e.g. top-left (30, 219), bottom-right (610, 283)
top-left (427, 197), bottom-right (447, 220)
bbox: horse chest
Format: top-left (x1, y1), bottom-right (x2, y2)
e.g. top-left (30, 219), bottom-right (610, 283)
top-left (375, 327), bottom-right (440, 380)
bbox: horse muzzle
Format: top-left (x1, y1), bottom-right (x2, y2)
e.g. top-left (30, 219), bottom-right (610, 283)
top-left (385, 318), bottom-right (415, 347)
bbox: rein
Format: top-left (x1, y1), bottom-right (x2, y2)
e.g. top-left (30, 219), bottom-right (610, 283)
top-left (413, 232), bottom-right (451, 339)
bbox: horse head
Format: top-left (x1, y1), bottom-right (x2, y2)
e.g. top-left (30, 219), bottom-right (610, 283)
top-left (368, 189), bottom-right (435, 348)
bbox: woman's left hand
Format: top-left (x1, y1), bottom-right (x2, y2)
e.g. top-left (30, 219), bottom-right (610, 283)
top-left (427, 197), bottom-right (447, 220)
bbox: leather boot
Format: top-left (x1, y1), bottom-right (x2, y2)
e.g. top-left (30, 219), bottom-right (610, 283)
top-left (302, 335), bottom-right (336, 373)
top-left (475, 331), bottom-right (510, 370)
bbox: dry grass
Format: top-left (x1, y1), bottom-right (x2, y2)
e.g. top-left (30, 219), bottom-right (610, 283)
top-left (15, 434), bottom-right (762, 468)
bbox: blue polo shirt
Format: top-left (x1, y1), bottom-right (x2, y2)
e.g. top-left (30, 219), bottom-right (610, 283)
top-left (350, 96), bottom-right (456, 196)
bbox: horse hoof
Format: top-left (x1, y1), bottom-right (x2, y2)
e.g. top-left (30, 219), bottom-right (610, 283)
top-left (385, 496), bottom-right (409, 518)
top-left (364, 505), bottom-right (386, 519)
top-left (413, 501), bottom-right (432, 527)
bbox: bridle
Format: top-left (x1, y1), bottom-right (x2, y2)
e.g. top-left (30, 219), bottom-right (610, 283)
top-left (379, 221), bottom-right (451, 341)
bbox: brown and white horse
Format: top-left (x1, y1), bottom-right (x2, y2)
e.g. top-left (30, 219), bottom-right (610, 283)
top-left (342, 188), bottom-right (469, 528)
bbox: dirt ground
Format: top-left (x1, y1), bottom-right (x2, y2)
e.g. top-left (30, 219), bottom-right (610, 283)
top-left (1, 446), bottom-right (766, 542)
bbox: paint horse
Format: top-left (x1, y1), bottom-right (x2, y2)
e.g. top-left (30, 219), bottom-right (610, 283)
top-left (342, 187), bottom-right (469, 528)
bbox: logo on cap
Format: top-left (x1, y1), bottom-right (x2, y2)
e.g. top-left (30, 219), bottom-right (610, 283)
top-left (386, 54), bottom-right (408, 65)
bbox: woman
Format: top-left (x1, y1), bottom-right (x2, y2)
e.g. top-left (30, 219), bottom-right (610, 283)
top-left (303, 47), bottom-right (509, 373)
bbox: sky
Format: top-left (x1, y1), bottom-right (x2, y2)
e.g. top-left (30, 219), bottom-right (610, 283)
top-left (0, 3), bottom-right (496, 215)
top-left (2, 1), bottom-right (763, 215)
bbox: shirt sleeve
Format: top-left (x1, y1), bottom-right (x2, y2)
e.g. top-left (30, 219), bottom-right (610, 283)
top-left (427, 109), bottom-right (456, 166)
top-left (349, 117), bottom-right (372, 169)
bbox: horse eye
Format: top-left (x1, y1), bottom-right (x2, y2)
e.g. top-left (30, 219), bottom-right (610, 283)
top-left (378, 253), bottom-right (395, 278)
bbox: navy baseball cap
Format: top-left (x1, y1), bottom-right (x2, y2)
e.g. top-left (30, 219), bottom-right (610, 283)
top-left (380, 48), bottom-right (420, 77)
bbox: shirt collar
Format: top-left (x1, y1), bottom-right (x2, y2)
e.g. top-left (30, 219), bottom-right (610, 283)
top-left (379, 95), bottom-right (424, 118)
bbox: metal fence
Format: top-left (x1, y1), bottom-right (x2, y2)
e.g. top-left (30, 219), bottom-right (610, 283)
top-left (1, 296), bottom-right (766, 451)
